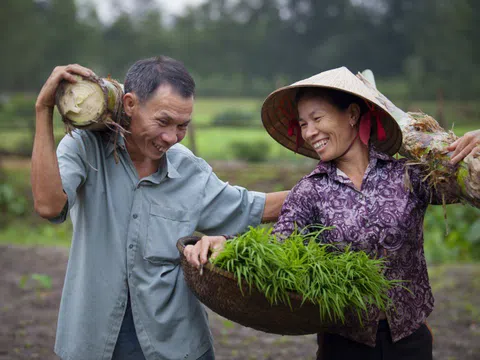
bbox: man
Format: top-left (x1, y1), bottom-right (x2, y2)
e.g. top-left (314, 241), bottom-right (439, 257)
top-left (32, 56), bottom-right (288, 360)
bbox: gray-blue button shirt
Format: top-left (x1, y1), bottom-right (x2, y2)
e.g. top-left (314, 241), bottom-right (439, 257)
top-left (51, 130), bottom-right (266, 360)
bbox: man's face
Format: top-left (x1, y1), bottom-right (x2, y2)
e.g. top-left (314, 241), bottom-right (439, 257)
top-left (126, 84), bottom-right (193, 160)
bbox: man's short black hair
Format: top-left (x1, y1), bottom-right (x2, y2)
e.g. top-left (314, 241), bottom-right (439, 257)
top-left (124, 56), bottom-right (195, 103)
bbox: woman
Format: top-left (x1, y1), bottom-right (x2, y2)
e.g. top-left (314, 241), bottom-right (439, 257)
top-left (185, 67), bottom-right (480, 360)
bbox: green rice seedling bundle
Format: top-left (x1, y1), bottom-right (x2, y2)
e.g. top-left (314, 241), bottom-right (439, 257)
top-left (211, 226), bottom-right (399, 324)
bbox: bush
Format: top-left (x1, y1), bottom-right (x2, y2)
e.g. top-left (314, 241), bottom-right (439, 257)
top-left (230, 140), bottom-right (271, 162)
top-left (424, 204), bottom-right (480, 263)
top-left (211, 109), bottom-right (257, 127)
top-left (0, 182), bottom-right (28, 228)
top-left (0, 93), bottom-right (36, 129)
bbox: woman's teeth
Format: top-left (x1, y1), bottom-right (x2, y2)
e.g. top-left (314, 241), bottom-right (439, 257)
top-left (313, 139), bottom-right (329, 150)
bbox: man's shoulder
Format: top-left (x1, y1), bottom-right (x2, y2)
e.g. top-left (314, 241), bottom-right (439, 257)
top-left (167, 143), bottom-right (211, 173)
top-left (58, 129), bottom-right (102, 150)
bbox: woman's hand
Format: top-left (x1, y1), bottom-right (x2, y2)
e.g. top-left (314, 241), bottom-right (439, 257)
top-left (447, 129), bottom-right (480, 164)
top-left (35, 64), bottom-right (95, 112)
top-left (183, 235), bottom-right (227, 269)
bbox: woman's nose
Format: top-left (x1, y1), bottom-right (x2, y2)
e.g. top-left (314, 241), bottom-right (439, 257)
top-left (304, 122), bottom-right (318, 140)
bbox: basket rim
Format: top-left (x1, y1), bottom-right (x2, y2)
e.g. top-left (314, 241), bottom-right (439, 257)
top-left (177, 235), bottom-right (308, 304)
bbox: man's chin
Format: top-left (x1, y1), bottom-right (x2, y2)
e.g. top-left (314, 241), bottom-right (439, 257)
top-left (152, 151), bottom-right (166, 159)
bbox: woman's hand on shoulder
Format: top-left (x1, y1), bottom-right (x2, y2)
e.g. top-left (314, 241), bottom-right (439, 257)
top-left (183, 235), bottom-right (227, 268)
top-left (447, 129), bottom-right (480, 164)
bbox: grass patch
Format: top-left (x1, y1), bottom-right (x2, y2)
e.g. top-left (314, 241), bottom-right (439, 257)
top-left (192, 97), bottom-right (261, 125)
top-left (0, 221), bottom-right (72, 247)
top-left (182, 127), bottom-right (303, 161)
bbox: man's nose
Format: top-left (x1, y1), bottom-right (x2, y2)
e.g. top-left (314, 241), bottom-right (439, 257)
top-left (161, 130), bottom-right (178, 145)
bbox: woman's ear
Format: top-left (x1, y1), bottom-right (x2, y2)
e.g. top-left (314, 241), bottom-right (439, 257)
top-left (348, 103), bottom-right (361, 126)
top-left (123, 93), bottom-right (137, 117)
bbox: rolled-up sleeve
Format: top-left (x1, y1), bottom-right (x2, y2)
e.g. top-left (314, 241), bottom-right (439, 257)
top-left (196, 169), bottom-right (265, 235)
top-left (49, 132), bottom-right (88, 224)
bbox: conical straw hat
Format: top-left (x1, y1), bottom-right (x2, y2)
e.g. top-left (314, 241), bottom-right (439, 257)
top-left (261, 67), bottom-right (402, 158)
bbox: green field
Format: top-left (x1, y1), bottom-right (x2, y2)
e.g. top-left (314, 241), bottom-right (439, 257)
top-left (192, 97), bottom-right (262, 125)
top-left (0, 97), bottom-right (478, 163)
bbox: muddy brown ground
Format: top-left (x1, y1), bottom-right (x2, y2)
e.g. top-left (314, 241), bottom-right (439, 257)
top-left (1, 245), bottom-right (479, 360)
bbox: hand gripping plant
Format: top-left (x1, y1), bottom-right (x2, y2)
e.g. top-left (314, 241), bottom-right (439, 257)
top-left (358, 70), bottom-right (480, 209)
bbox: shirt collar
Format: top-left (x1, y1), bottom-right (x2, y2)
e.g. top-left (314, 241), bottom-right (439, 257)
top-left (306, 145), bottom-right (395, 179)
top-left (105, 135), bottom-right (181, 179)
top-left (105, 134), bottom-right (126, 157)
top-left (164, 153), bottom-right (181, 179)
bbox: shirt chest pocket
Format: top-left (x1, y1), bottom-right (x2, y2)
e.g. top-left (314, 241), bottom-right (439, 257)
top-left (144, 204), bottom-right (195, 264)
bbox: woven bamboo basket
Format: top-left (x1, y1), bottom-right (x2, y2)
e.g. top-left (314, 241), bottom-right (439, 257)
top-left (177, 235), bottom-right (352, 335)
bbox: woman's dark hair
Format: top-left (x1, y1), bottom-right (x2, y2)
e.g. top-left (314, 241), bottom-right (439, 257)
top-left (124, 56), bottom-right (195, 103)
top-left (294, 87), bottom-right (368, 116)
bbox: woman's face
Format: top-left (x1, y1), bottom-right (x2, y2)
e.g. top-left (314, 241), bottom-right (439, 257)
top-left (297, 96), bottom-right (358, 161)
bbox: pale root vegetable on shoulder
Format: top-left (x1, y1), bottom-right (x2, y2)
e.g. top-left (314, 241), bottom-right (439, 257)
top-left (55, 75), bottom-right (125, 131)
top-left (358, 70), bottom-right (480, 209)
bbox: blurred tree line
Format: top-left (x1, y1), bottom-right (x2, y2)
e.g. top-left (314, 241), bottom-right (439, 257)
top-left (1, 0), bottom-right (478, 99)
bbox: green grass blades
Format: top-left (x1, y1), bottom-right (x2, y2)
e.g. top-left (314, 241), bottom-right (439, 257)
top-left (211, 226), bottom-right (397, 324)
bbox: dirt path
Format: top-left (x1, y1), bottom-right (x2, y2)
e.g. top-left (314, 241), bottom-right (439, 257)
top-left (1, 245), bottom-right (479, 359)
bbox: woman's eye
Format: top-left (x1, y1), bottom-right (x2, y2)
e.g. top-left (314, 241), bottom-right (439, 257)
top-left (299, 123), bottom-right (307, 128)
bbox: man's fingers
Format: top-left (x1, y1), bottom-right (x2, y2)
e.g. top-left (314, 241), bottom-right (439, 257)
top-left (50, 65), bottom-right (94, 85)
top-left (210, 241), bottom-right (225, 260)
top-left (184, 237), bottom-right (227, 268)
top-left (64, 63), bottom-right (95, 77)
top-left (199, 238), bottom-right (211, 264)
top-left (184, 244), bottom-right (200, 267)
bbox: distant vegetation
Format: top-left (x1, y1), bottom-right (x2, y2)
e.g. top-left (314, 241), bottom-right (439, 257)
top-left (2, 0), bottom-right (480, 100)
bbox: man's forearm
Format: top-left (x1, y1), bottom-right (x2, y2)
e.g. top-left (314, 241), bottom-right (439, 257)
top-left (31, 106), bottom-right (67, 218)
top-left (262, 191), bottom-right (289, 222)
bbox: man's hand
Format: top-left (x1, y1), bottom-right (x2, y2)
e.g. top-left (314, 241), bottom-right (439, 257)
top-left (447, 129), bottom-right (480, 164)
top-left (36, 64), bottom-right (95, 112)
top-left (183, 236), bottom-right (227, 269)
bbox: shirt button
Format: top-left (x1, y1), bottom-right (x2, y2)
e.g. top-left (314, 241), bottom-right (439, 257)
top-left (129, 244), bottom-right (134, 249)
top-left (121, 302), bottom-right (125, 307)
top-left (132, 214), bottom-right (138, 219)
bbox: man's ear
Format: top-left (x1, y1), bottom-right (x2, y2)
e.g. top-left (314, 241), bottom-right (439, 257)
top-left (123, 93), bottom-right (137, 117)
top-left (348, 103), bottom-right (361, 126)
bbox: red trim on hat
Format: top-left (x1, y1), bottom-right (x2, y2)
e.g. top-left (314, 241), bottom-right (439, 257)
top-left (279, 96), bottom-right (304, 152)
top-left (359, 101), bottom-right (387, 146)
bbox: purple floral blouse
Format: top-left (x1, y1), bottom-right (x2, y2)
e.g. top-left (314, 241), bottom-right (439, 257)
top-left (273, 146), bottom-right (458, 347)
